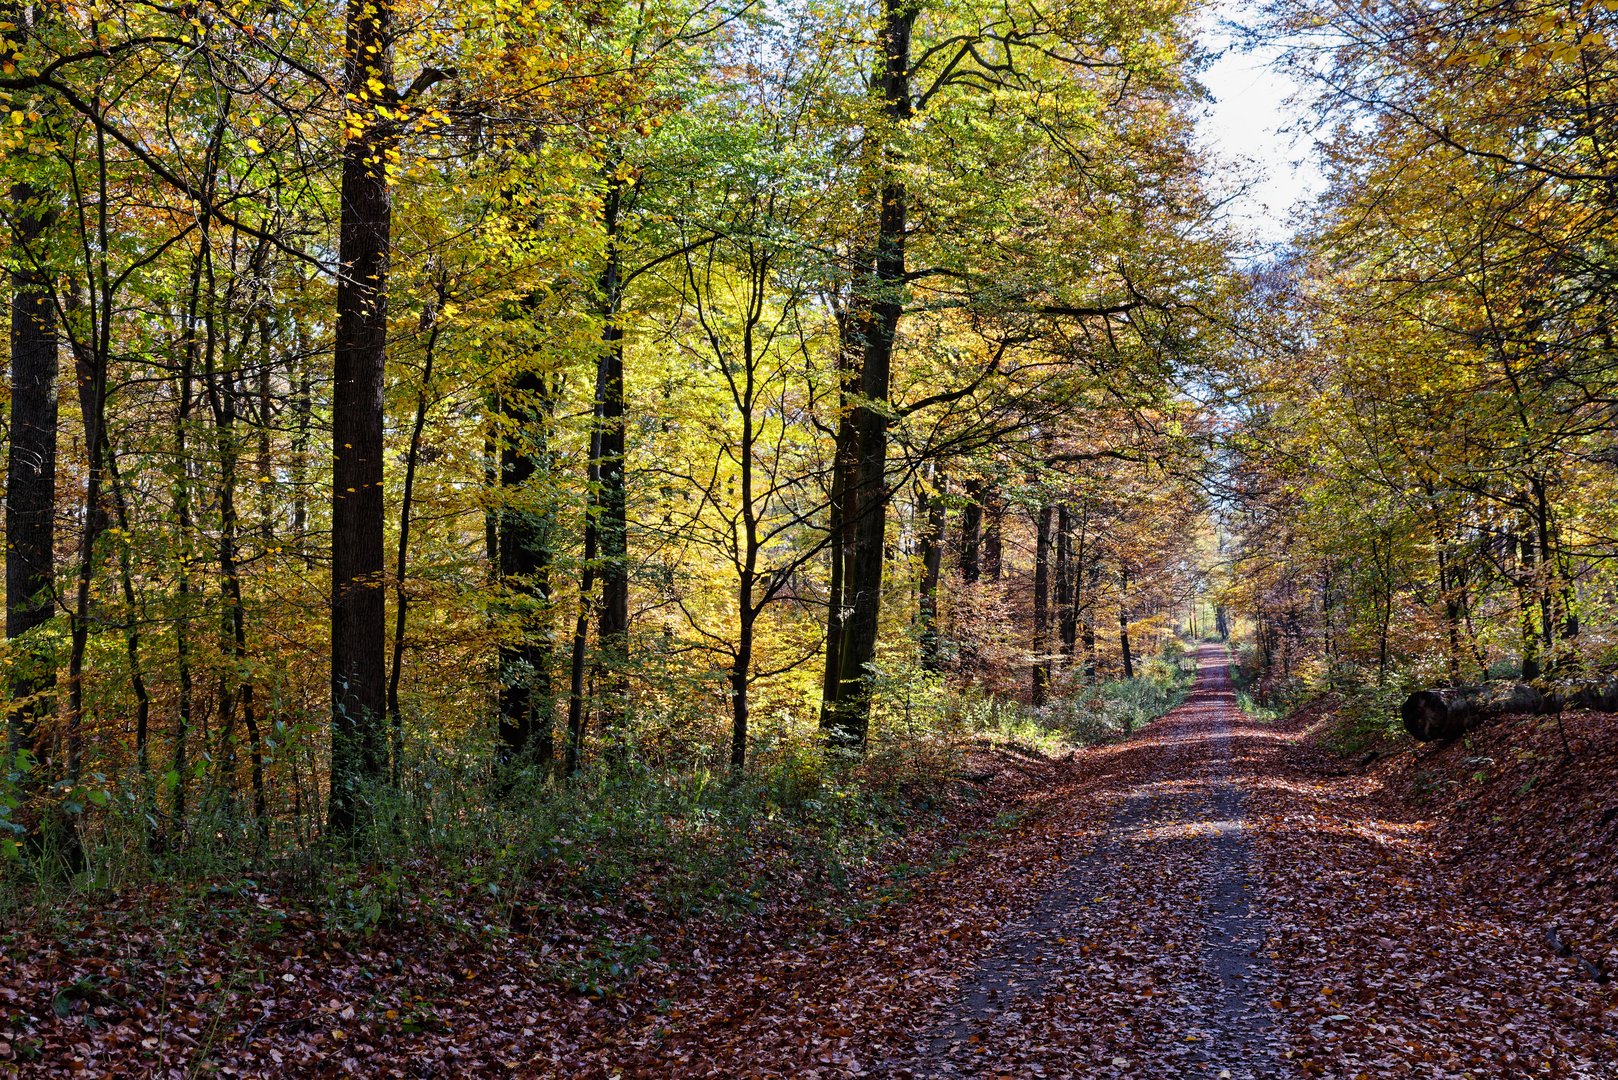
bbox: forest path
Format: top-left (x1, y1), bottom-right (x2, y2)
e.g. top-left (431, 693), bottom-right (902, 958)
top-left (597, 644), bottom-right (1616, 1077)
top-left (887, 642), bottom-right (1283, 1077)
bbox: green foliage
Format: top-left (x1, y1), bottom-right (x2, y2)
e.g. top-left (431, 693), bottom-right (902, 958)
top-left (951, 644), bottom-right (1197, 751)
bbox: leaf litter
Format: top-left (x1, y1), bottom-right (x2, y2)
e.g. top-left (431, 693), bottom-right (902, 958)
top-left (5, 645), bottom-right (1617, 1076)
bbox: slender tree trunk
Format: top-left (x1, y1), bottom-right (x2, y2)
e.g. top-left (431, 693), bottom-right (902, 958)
top-left (1082, 561), bottom-right (1100, 681)
top-left (64, 118), bottom-right (122, 808)
top-left (917, 464), bottom-right (946, 671)
top-left (171, 262), bottom-right (202, 826)
top-left (1118, 564), bottom-right (1134, 680)
top-left (206, 334), bottom-right (267, 830)
top-left (290, 333), bottom-right (312, 565)
top-left (256, 323), bottom-right (274, 540)
top-left (565, 363), bottom-right (607, 775)
top-left (731, 604), bottom-right (754, 771)
top-left (329, 0), bottom-right (395, 833)
top-left (104, 447), bottom-right (152, 825)
top-left (1434, 520), bottom-right (1462, 683)
top-left (1056, 506), bottom-right (1076, 662)
top-left (1032, 505), bottom-right (1053, 704)
top-left (62, 336), bottom-right (104, 869)
top-left (1518, 526), bottom-right (1541, 681)
top-left (818, 310), bottom-right (861, 727)
top-left (389, 297), bottom-right (443, 777)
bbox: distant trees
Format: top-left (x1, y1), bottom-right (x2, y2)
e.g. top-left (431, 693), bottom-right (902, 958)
top-left (1228, 1), bottom-right (1618, 692)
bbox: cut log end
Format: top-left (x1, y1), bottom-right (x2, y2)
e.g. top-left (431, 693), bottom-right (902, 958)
top-left (1401, 690), bottom-right (1454, 742)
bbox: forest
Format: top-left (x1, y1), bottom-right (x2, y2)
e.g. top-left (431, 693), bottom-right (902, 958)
top-left (3, 0), bottom-right (1618, 1075)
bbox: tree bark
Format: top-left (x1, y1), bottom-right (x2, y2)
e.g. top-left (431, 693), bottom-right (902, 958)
top-left (1518, 527), bottom-right (1542, 681)
top-left (596, 175), bottom-right (630, 750)
top-left (982, 491), bottom-right (1003, 581)
top-left (1118, 563), bottom-right (1134, 680)
top-left (1056, 506), bottom-right (1076, 662)
top-left (821, 0), bottom-right (914, 748)
top-left (329, 0), bottom-right (394, 833)
top-left (391, 296), bottom-right (444, 776)
top-left (818, 310), bottom-right (861, 729)
top-left (917, 464), bottom-right (946, 671)
top-left (1401, 678), bottom-right (1618, 742)
top-left (496, 361), bottom-right (556, 772)
top-left (1032, 504), bottom-right (1053, 705)
top-left (959, 479), bottom-right (982, 584)
top-left (5, 176), bottom-right (58, 770)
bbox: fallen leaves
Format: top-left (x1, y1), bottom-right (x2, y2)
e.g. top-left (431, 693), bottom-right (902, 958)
top-left (5, 649), bottom-right (1617, 1076)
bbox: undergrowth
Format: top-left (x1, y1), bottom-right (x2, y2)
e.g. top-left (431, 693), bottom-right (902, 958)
top-left (1, 644), bottom-right (1199, 992)
top-left (966, 641), bottom-right (1199, 750)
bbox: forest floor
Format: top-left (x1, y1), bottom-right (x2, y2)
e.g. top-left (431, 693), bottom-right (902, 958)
top-left (8, 644), bottom-right (1618, 1077)
top-left (579, 644), bottom-right (1618, 1078)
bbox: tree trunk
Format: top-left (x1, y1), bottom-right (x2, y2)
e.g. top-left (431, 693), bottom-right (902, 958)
top-left (5, 176), bottom-right (58, 770)
top-left (203, 322), bottom-right (267, 830)
top-left (1401, 678), bottom-right (1618, 742)
top-left (1056, 506), bottom-right (1076, 662)
top-left (917, 464), bottom-right (946, 670)
top-left (596, 174), bottom-right (630, 749)
top-left (291, 335), bottom-right (312, 565)
top-left (104, 447), bottom-right (152, 828)
top-left (1032, 505), bottom-right (1053, 704)
top-left (329, 0), bottom-right (394, 833)
top-left (496, 362), bottom-right (558, 773)
top-left (731, 604), bottom-right (753, 771)
top-left (959, 479), bottom-right (982, 584)
top-left (818, 313), bottom-right (860, 728)
top-left (390, 297), bottom-right (444, 776)
top-left (565, 361), bottom-right (607, 775)
top-left (1518, 527), bottom-right (1541, 681)
top-left (982, 491), bottom-right (1003, 581)
top-left (821, 0), bottom-right (913, 748)
top-left (1118, 564), bottom-right (1134, 680)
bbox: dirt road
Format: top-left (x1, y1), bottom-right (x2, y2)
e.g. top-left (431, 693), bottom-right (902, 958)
top-left (600, 644), bottom-right (1617, 1077)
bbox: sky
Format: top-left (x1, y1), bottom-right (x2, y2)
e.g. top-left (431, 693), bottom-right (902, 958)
top-left (1193, 2), bottom-right (1328, 254)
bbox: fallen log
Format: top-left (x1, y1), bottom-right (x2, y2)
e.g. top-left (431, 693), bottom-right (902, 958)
top-left (1401, 676), bottom-right (1618, 742)
top-left (1401, 683), bottom-right (1546, 742)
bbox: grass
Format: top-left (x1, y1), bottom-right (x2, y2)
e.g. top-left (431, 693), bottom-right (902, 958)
top-left (964, 642), bottom-right (1199, 751)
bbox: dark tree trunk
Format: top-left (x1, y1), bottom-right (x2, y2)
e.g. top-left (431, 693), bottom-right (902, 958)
top-left (596, 176), bottom-right (629, 749)
top-left (821, 0), bottom-right (914, 748)
top-left (1518, 528), bottom-right (1541, 681)
top-left (291, 336), bottom-right (312, 565)
top-left (1032, 505), bottom-right (1053, 705)
top-left (1056, 506), bottom-right (1076, 662)
top-left (497, 364), bottom-right (556, 772)
top-left (203, 323), bottom-right (267, 830)
top-left (959, 479), bottom-right (982, 584)
top-left (1118, 564), bottom-right (1134, 680)
top-left (1401, 678), bottom-right (1618, 742)
top-left (731, 605), bottom-right (753, 771)
top-left (819, 308), bottom-right (862, 727)
top-left (917, 464), bottom-right (946, 671)
top-left (982, 492), bottom-right (1003, 581)
top-left (329, 0), bottom-right (394, 833)
top-left (104, 447), bottom-right (152, 828)
top-left (5, 178), bottom-right (58, 769)
top-left (565, 360), bottom-right (607, 775)
top-left (171, 257), bottom-right (203, 826)
top-left (390, 297), bottom-right (444, 776)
